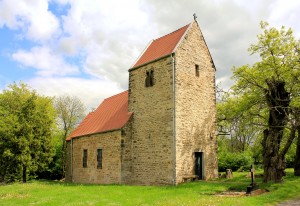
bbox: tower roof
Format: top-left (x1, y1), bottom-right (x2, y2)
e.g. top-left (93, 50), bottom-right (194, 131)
top-left (67, 91), bottom-right (132, 140)
top-left (132, 24), bottom-right (190, 68)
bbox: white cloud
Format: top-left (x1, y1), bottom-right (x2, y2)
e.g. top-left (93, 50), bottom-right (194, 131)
top-left (0, 0), bottom-right (60, 41)
top-left (268, 0), bottom-right (300, 37)
top-left (27, 76), bottom-right (123, 111)
top-left (2, 0), bottom-right (300, 109)
top-left (56, 0), bottom-right (156, 88)
top-left (12, 46), bottom-right (79, 76)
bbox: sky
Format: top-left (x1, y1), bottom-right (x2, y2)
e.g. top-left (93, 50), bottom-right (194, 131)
top-left (0, 0), bottom-right (300, 111)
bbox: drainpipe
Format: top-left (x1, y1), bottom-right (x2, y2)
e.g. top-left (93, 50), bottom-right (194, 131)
top-left (172, 53), bottom-right (176, 185)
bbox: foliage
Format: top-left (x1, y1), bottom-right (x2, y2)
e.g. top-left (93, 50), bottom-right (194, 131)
top-left (251, 135), bottom-right (264, 164)
top-left (286, 142), bottom-right (296, 168)
top-left (36, 132), bottom-right (63, 180)
top-left (0, 82), bottom-right (56, 182)
top-left (1, 169), bottom-right (300, 205)
top-left (217, 93), bottom-right (264, 153)
top-left (219, 21), bottom-right (300, 182)
top-left (54, 95), bottom-right (85, 177)
top-left (218, 146), bottom-right (253, 172)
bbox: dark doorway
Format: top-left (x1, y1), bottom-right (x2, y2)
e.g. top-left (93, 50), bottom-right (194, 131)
top-left (195, 152), bottom-right (203, 180)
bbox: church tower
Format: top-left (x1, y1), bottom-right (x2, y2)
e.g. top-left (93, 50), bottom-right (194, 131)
top-left (65, 19), bottom-right (218, 185)
top-left (128, 20), bottom-right (218, 185)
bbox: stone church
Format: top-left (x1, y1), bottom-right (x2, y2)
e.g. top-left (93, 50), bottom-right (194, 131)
top-left (65, 19), bottom-right (218, 185)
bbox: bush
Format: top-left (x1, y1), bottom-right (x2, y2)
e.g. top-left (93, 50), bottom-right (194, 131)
top-left (286, 142), bottom-right (296, 168)
top-left (218, 151), bottom-right (253, 172)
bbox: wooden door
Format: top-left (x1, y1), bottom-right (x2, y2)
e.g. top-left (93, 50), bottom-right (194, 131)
top-left (195, 152), bottom-right (203, 180)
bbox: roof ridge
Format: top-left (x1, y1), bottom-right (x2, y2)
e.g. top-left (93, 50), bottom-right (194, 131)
top-left (104, 90), bottom-right (128, 101)
top-left (153, 23), bottom-right (190, 42)
top-left (131, 23), bottom-right (191, 68)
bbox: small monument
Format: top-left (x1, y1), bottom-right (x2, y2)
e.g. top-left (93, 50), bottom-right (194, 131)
top-left (226, 169), bottom-right (233, 179)
top-left (246, 165), bottom-right (259, 194)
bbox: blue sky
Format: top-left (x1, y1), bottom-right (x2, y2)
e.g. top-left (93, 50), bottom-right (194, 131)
top-left (0, 0), bottom-right (300, 111)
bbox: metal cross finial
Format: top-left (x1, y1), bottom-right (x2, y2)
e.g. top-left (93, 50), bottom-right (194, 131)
top-left (193, 13), bottom-right (197, 21)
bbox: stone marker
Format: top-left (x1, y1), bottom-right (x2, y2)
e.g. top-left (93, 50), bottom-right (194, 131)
top-left (226, 169), bottom-right (233, 179)
top-left (246, 165), bottom-right (259, 194)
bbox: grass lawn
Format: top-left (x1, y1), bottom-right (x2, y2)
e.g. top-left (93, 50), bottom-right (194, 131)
top-left (1, 169), bottom-right (300, 206)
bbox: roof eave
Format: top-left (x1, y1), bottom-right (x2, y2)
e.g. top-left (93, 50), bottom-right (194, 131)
top-left (129, 53), bottom-right (173, 71)
top-left (131, 40), bottom-right (154, 68)
top-left (66, 128), bottom-right (122, 141)
top-left (66, 112), bottom-right (133, 141)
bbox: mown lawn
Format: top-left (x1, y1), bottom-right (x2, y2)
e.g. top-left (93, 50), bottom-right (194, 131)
top-left (1, 169), bottom-right (300, 206)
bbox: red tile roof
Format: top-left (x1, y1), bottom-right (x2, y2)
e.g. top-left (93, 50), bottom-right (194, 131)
top-left (67, 91), bottom-right (132, 140)
top-left (132, 24), bottom-right (190, 68)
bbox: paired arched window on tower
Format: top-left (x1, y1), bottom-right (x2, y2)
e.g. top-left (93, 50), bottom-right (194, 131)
top-left (145, 70), bottom-right (154, 87)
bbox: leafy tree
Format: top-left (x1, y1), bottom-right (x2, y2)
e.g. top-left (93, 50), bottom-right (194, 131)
top-left (35, 132), bottom-right (64, 180)
top-left (231, 22), bottom-right (300, 183)
top-left (0, 82), bottom-right (56, 182)
top-left (292, 108), bottom-right (300, 175)
top-left (55, 96), bottom-right (85, 177)
top-left (217, 93), bottom-right (263, 153)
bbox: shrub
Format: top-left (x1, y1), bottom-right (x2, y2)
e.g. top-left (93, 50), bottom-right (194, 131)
top-left (218, 151), bottom-right (253, 172)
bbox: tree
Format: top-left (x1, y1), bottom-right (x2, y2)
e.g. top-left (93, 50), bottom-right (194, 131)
top-left (217, 94), bottom-right (263, 153)
top-left (231, 22), bottom-right (300, 183)
top-left (55, 96), bottom-right (85, 177)
top-left (0, 82), bottom-right (56, 182)
top-left (292, 108), bottom-right (300, 176)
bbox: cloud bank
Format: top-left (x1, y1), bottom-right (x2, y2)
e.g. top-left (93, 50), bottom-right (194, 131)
top-left (0, 0), bottom-right (299, 110)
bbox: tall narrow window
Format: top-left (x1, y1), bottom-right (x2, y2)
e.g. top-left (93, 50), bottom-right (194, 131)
top-left (145, 71), bottom-right (150, 87)
top-left (83, 149), bottom-right (87, 168)
top-left (97, 149), bottom-right (102, 169)
top-left (150, 70), bottom-right (154, 86)
top-left (145, 70), bottom-right (154, 87)
top-left (195, 64), bottom-right (200, 77)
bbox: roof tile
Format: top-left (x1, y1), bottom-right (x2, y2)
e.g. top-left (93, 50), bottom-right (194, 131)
top-left (132, 24), bottom-right (190, 68)
top-left (67, 91), bottom-right (132, 140)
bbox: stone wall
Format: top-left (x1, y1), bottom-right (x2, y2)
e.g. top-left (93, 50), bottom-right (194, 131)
top-left (65, 141), bottom-right (72, 182)
top-left (174, 21), bottom-right (218, 183)
top-left (121, 118), bottom-right (133, 184)
top-left (69, 130), bottom-right (122, 184)
top-left (128, 57), bottom-right (174, 185)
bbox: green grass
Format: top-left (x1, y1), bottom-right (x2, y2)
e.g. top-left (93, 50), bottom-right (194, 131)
top-left (1, 169), bottom-right (300, 206)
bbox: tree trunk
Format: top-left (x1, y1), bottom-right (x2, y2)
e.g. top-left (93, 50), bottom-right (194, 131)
top-left (262, 78), bottom-right (290, 183)
top-left (22, 166), bottom-right (27, 183)
top-left (294, 128), bottom-right (300, 176)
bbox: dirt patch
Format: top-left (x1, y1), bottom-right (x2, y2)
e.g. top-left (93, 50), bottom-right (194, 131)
top-left (0, 193), bottom-right (30, 200)
top-left (215, 191), bottom-right (246, 197)
top-left (247, 189), bottom-right (269, 196)
top-left (215, 189), bottom-right (268, 197)
top-left (277, 198), bottom-right (300, 206)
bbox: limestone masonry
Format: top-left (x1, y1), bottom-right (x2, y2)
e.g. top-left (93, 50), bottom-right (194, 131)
top-left (65, 20), bottom-right (218, 185)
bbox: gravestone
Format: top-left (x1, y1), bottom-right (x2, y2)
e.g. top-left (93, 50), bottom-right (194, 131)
top-left (246, 165), bottom-right (259, 194)
top-left (226, 169), bottom-right (233, 179)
